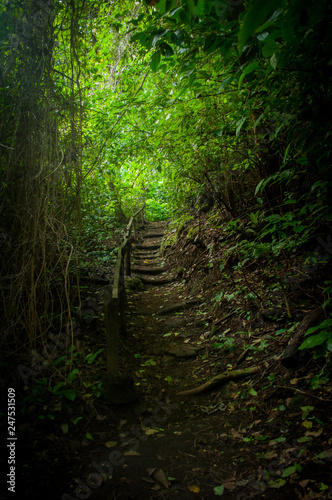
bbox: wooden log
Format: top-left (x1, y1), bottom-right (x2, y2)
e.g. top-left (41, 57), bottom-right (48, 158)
top-left (176, 366), bottom-right (261, 397)
top-left (281, 308), bottom-right (324, 369)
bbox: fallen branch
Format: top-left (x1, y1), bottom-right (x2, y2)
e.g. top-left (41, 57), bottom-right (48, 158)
top-left (176, 365), bottom-right (261, 396)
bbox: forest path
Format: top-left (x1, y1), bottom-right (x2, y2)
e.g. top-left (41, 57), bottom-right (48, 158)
top-left (89, 221), bottom-right (289, 500)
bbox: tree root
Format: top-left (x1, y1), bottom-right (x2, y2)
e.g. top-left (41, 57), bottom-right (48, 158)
top-left (176, 365), bottom-right (261, 397)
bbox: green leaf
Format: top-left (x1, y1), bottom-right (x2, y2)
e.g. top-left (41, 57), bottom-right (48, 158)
top-left (156, 0), bottom-right (167, 14)
top-left (218, 74), bottom-right (235, 93)
top-left (255, 179), bottom-right (265, 195)
top-left (281, 463), bottom-right (302, 478)
top-left (262, 39), bottom-right (278, 58)
top-left (53, 382), bottom-right (64, 394)
top-left (194, 0), bottom-right (206, 16)
top-left (270, 53), bottom-right (277, 70)
top-left (61, 423), bottom-right (69, 435)
top-left (72, 417), bottom-right (83, 425)
top-left (62, 389), bottom-right (77, 401)
top-left (238, 61), bottom-right (259, 87)
top-left (238, 0), bottom-right (282, 53)
top-left (299, 332), bottom-right (330, 350)
top-left (171, 30), bottom-right (185, 47)
top-left (68, 368), bottom-right (79, 383)
top-left (236, 117), bottom-right (246, 136)
top-left (159, 42), bottom-right (174, 57)
top-left (152, 30), bottom-right (168, 47)
top-left (268, 478), bottom-right (286, 488)
top-left (249, 388), bottom-right (257, 396)
top-left (85, 348), bottom-right (104, 364)
top-left (213, 485), bottom-right (224, 496)
top-left (86, 432), bottom-right (94, 440)
top-left (150, 51), bottom-right (161, 72)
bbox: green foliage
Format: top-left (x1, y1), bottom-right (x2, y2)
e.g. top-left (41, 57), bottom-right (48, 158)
top-left (212, 336), bottom-right (236, 353)
top-left (299, 315), bottom-right (332, 357)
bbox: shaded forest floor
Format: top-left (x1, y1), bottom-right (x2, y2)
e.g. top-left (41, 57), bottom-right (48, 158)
top-left (3, 216), bottom-right (332, 500)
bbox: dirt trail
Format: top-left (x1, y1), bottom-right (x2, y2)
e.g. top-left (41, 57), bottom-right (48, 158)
top-left (88, 221), bottom-right (298, 500)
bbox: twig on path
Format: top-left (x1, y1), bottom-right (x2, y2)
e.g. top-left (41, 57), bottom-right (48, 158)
top-left (176, 365), bottom-right (262, 397)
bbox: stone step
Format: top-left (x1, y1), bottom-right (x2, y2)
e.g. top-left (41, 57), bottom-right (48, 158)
top-left (132, 267), bottom-right (168, 275)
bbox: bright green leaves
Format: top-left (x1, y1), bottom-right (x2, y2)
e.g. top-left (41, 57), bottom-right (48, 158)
top-left (238, 0), bottom-right (283, 54)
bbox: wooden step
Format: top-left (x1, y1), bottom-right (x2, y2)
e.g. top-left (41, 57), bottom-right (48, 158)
top-left (143, 233), bottom-right (164, 239)
top-left (135, 244), bottom-right (160, 251)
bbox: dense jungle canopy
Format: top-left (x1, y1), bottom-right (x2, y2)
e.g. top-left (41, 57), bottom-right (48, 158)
top-left (1, 0), bottom-right (332, 402)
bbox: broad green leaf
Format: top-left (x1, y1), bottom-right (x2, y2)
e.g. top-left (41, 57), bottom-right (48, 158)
top-left (156, 0), bottom-right (167, 14)
top-left (299, 332), bottom-right (330, 350)
top-left (213, 485), bottom-right (224, 495)
top-left (262, 40), bottom-right (278, 58)
top-left (195, 0), bottom-right (206, 16)
top-left (62, 389), bottom-right (77, 401)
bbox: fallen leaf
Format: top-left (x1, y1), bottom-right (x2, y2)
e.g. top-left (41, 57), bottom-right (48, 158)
top-left (142, 477), bottom-right (156, 484)
top-left (153, 468), bottom-right (171, 488)
top-left (264, 451), bottom-right (278, 459)
top-left (305, 428), bottom-right (323, 437)
top-left (61, 423), bottom-right (69, 435)
top-left (189, 484), bottom-right (200, 493)
top-left (144, 428), bottom-right (159, 436)
top-left (106, 441), bottom-right (118, 448)
top-left (222, 481), bottom-right (236, 491)
top-left (124, 450), bottom-right (140, 456)
top-left (268, 478), bottom-right (286, 488)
